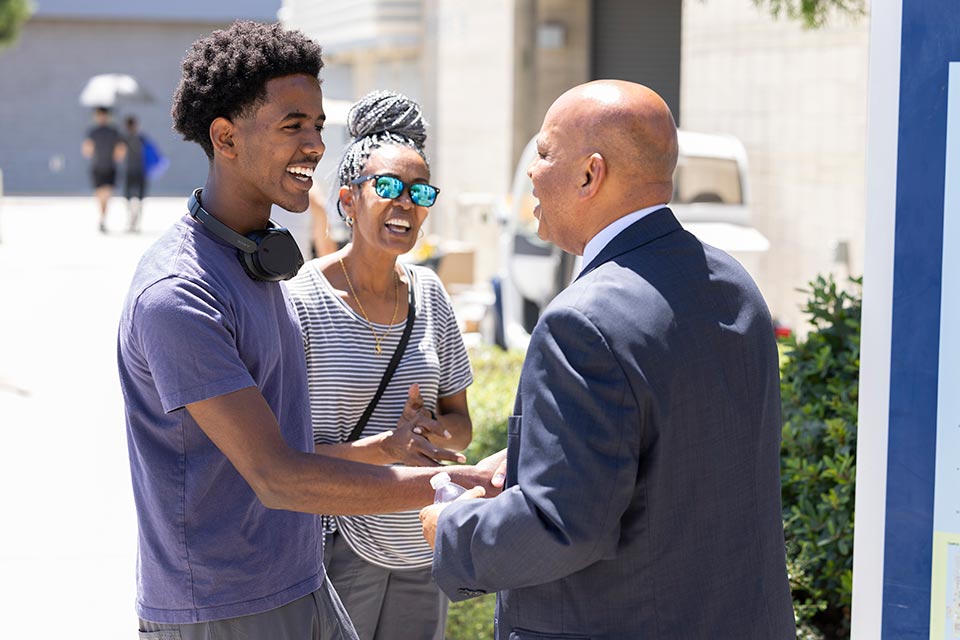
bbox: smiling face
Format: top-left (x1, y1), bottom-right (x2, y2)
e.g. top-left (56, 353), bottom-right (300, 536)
top-left (526, 105), bottom-right (586, 254)
top-left (230, 73), bottom-right (326, 213)
top-left (342, 145), bottom-right (431, 257)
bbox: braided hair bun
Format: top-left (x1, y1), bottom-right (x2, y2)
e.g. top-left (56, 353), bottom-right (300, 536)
top-left (347, 90), bottom-right (427, 147)
top-left (337, 91), bottom-right (430, 189)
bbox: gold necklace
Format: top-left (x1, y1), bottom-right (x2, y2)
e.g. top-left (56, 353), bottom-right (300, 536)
top-left (339, 256), bottom-right (400, 355)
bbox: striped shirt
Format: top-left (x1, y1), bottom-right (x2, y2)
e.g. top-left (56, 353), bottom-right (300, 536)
top-left (286, 261), bottom-right (473, 569)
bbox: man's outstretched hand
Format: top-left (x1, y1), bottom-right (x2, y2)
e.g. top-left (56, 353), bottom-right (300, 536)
top-left (420, 448), bottom-right (508, 548)
top-left (419, 485), bottom-right (486, 549)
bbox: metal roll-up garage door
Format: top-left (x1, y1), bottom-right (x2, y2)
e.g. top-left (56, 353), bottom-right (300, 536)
top-left (591, 0), bottom-right (682, 124)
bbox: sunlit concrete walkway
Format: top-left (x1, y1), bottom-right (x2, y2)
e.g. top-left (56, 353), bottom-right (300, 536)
top-left (0, 195), bottom-right (189, 637)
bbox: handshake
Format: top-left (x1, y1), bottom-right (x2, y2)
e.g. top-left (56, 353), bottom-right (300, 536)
top-left (393, 383), bottom-right (507, 549)
top-left (418, 448), bottom-right (505, 549)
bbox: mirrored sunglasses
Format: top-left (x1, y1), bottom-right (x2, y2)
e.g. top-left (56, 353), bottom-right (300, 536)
top-left (350, 175), bottom-right (440, 208)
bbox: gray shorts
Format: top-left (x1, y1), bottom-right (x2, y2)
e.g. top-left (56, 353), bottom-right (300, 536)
top-left (138, 577), bottom-right (359, 640)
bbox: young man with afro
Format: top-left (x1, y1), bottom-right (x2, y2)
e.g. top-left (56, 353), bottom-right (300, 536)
top-left (117, 21), bottom-right (498, 639)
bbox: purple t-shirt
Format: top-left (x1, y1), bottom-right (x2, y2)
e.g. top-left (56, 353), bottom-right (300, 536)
top-left (117, 214), bottom-right (322, 623)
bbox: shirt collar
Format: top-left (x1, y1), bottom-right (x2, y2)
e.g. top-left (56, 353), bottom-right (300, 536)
top-left (580, 204), bottom-right (667, 275)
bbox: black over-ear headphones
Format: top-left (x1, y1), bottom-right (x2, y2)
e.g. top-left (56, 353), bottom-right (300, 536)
top-left (188, 188), bottom-right (304, 282)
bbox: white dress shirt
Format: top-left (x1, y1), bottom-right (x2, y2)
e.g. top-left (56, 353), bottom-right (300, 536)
top-left (580, 204), bottom-right (667, 275)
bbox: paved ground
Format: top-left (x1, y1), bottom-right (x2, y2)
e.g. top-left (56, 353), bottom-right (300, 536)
top-left (0, 195), bottom-right (190, 637)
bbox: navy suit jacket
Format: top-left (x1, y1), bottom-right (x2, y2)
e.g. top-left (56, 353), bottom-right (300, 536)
top-left (432, 208), bottom-right (795, 639)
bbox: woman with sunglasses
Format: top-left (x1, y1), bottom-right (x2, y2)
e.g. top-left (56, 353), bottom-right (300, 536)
top-left (286, 91), bottom-right (473, 640)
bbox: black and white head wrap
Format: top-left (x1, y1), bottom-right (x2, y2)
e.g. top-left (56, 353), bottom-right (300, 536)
top-left (335, 90), bottom-right (429, 190)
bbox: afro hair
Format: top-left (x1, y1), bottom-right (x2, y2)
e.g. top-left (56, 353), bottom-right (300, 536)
top-left (172, 21), bottom-right (324, 159)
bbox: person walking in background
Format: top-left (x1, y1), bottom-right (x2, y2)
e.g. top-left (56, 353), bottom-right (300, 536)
top-left (287, 90), bottom-right (472, 640)
top-left (123, 114), bottom-right (167, 234)
top-left (117, 21), bottom-right (499, 640)
top-left (122, 115), bottom-right (146, 233)
top-left (123, 116), bottom-right (150, 233)
top-left (420, 80), bottom-right (796, 639)
top-left (81, 106), bottom-right (125, 233)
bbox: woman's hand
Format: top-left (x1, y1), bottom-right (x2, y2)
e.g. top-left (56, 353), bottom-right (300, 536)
top-left (379, 384), bottom-right (465, 466)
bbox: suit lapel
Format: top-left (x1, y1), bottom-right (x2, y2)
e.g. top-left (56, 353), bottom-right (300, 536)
top-left (519, 208), bottom-right (680, 415)
top-left (576, 207), bottom-right (682, 281)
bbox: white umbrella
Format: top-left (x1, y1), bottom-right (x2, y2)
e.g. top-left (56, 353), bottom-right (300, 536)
top-left (79, 73), bottom-right (153, 108)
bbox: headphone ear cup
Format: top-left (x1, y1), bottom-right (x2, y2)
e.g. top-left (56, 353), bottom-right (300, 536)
top-left (243, 227), bottom-right (304, 282)
top-left (189, 189), bottom-right (303, 281)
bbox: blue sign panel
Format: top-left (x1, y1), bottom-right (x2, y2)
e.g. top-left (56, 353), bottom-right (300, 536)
top-left (930, 61), bottom-right (960, 640)
top-left (881, 2), bottom-right (960, 638)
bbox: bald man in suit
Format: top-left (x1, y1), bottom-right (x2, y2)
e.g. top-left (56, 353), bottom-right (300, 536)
top-left (420, 81), bottom-right (795, 639)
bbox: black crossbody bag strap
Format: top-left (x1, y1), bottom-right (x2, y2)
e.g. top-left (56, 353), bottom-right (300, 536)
top-left (346, 267), bottom-right (417, 442)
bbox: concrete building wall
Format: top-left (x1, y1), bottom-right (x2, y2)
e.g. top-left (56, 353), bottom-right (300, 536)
top-left (0, 19), bottom-right (218, 195)
top-left (432, 0), bottom-right (516, 201)
top-left (430, 0), bottom-right (518, 283)
top-left (681, 0), bottom-right (869, 330)
top-left (279, 0), bottom-right (424, 120)
top-left (32, 0), bottom-right (276, 22)
top-left (279, 0), bottom-right (422, 55)
top-left (0, 5), bottom-right (283, 196)
top-left (531, 0), bottom-right (592, 144)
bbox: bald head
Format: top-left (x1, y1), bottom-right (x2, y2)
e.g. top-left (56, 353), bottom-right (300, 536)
top-left (546, 80), bottom-right (678, 203)
top-left (528, 81), bottom-right (679, 254)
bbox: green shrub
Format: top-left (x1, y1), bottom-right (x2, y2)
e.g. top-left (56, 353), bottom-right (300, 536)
top-left (461, 346), bottom-right (524, 464)
top-left (779, 275), bottom-right (861, 639)
top-left (446, 592), bottom-right (497, 640)
top-left (445, 346), bottom-right (523, 640)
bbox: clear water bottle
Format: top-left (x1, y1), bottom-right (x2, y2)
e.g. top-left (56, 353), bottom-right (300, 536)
top-left (430, 471), bottom-right (467, 503)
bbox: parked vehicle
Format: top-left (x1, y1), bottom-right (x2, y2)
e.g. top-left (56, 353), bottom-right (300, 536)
top-left (489, 130), bottom-right (770, 350)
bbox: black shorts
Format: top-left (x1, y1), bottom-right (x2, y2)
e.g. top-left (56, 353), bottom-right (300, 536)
top-left (91, 167), bottom-right (116, 188)
top-left (125, 175), bottom-right (146, 200)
